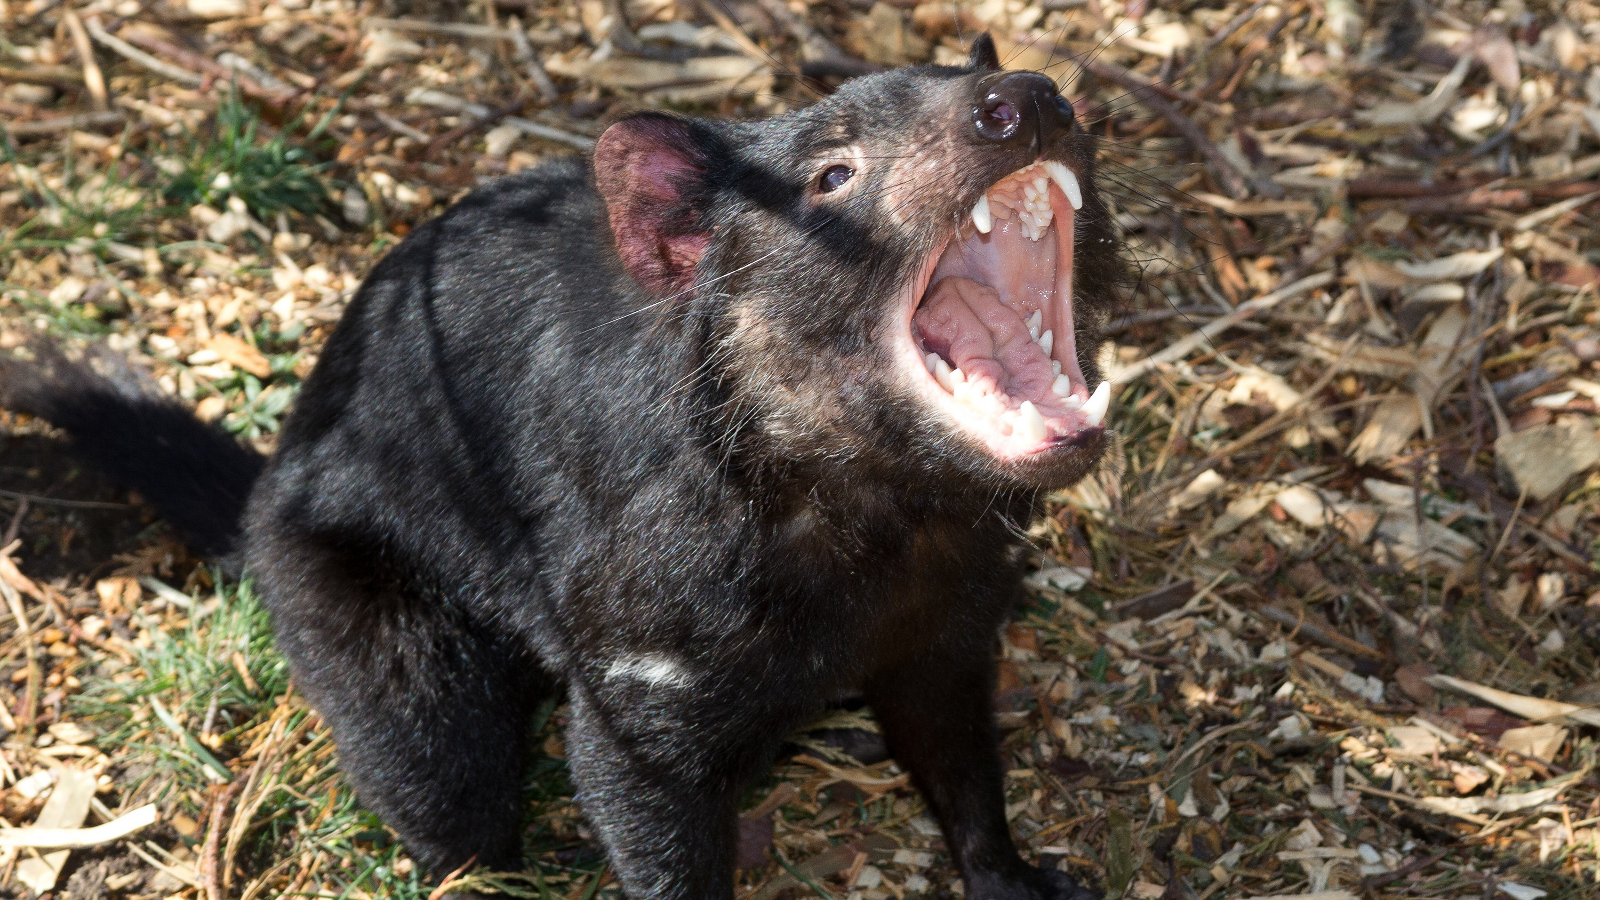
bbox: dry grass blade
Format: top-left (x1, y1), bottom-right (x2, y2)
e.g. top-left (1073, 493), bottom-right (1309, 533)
top-left (0, 805), bottom-right (157, 849)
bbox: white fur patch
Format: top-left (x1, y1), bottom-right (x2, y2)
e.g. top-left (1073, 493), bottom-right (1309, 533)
top-left (606, 654), bottom-right (692, 688)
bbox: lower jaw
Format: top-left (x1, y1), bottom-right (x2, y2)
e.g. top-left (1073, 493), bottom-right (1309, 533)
top-left (896, 332), bottom-right (1108, 465)
top-left (983, 426), bottom-right (1110, 489)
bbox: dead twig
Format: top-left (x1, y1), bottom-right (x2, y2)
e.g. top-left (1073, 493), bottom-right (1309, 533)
top-left (1113, 271), bottom-right (1336, 386)
top-left (1254, 605), bottom-right (1386, 659)
top-left (424, 97), bottom-right (527, 157)
top-left (1, 112), bottom-right (127, 137)
top-left (60, 9), bottom-right (109, 111)
top-left (83, 18), bottom-right (203, 87)
top-left (200, 782), bottom-right (246, 900)
top-left (0, 806), bottom-right (157, 849)
top-left (1082, 58), bottom-right (1279, 200)
top-left (1359, 848), bottom-right (1451, 891)
top-left (109, 25), bottom-right (296, 104)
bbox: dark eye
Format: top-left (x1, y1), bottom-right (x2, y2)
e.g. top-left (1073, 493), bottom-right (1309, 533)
top-left (818, 165), bottom-right (854, 193)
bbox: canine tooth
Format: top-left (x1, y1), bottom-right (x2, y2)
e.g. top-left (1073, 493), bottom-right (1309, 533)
top-left (1018, 401), bottom-right (1046, 442)
top-left (1052, 374), bottom-right (1072, 397)
top-left (1081, 380), bottom-right (1110, 427)
top-left (1045, 161), bottom-right (1083, 211)
top-left (1027, 310), bottom-right (1042, 340)
top-left (933, 357), bottom-right (954, 390)
top-left (1038, 329), bottom-right (1053, 356)
top-left (972, 194), bottom-right (992, 234)
top-left (951, 367), bottom-right (966, 383)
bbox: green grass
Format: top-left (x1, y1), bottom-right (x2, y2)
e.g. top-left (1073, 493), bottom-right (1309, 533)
top-left (69, 574), bottom-right (621, 898)
top-left (160, 89), bottom-right (337, 223)
top-left (1, 89), bottom-right (336, 278)
top-left (216, 370), bottom-right (300, 440)
top-left (72, 575), bottom-right (291, 812)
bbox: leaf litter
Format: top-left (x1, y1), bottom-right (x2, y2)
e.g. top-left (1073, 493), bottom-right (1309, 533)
top-left (2, 0), bottom-right (1600, 898)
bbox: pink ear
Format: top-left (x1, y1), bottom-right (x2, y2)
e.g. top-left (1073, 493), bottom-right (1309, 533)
top-left (593, 114), bottom-right (712, 297)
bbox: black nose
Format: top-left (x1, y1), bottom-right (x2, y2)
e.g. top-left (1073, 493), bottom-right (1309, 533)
top-left (973, 72), bottom-right (1074, 150)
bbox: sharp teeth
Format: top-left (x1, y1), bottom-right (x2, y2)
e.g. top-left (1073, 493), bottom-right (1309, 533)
top-left (933, 357), bottom-right (954, 390)
top-left (1027, 310), bottom-right (1042, 340)
top-left (1038, 329), bottom-right (1053, 356)
top-left (1045, 161), bottom-right (1083, 211)
top-left (1051, 374), bottom-right (1072, 397)
top-left (950, 367), bottom-right (966, 383)
top-left (1051, 360), bottom-right (1062, 376)
top-left (972, 194), bottom-right (992, 234)
top-left (1018, 401), bottom-right (1046, 442)
top-left (924, 352), bottom-right (939, 373)
top-left (1081, 380), bottom-right (1110, 427)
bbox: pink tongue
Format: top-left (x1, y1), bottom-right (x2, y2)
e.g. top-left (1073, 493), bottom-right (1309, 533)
top-left (913, 277), bottom-right (1054, 399)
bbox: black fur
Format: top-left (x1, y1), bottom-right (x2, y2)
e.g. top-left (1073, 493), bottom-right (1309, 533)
top-left (4, 47), bottom-right (1122, 899)
top-left (0, 345), bottom-right (262, 557)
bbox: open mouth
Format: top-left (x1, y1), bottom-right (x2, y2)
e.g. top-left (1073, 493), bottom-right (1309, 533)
top-left (900, 160), bottom-right (1109, 461)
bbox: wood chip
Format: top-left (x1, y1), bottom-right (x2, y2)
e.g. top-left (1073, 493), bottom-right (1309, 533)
top-left (14, 767), bottom-right (97, 892)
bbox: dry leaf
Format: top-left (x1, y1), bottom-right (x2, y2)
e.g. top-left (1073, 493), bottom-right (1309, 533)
top-left (205, 333), bottom-right (272, 379)
top-left (1347, 393), bottom-right (1423, 465)
top-left (1498, 724), bottom-right (1568, 763)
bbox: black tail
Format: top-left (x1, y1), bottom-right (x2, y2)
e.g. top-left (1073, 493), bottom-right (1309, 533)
top-left (0, 344), bottom-right (264, 557)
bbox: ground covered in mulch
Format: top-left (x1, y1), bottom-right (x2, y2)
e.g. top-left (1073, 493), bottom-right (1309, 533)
top-left (2, 0), bottom-right (1600, 898)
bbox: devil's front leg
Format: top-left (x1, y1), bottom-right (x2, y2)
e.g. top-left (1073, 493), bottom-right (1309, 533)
top-left (562, 658), bottom-right (798, 899)
top-left (866, 636), bottom-right (1099, 900)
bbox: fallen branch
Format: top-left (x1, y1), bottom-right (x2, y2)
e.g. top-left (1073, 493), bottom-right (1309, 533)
top-left (1172, 0), bottom-right (1271, 80)
top-left (1403, 188), bottom-right (1530, 216)
top-left (61, 8), bottom-right (109, 110)
top-left (1081, 58), bottom-right (1280, 200)
top-left (1088, 627), bottom-right (1180, 666)
top-left (200, 783), bottom-right (245, 900)
top-left (1512, 190), bottom-right (1600, 232)
top-left (1346, 177), bottom-right (1492, 198)
top-left (111, 25), bottom-right (296, 104)
top-left (83, 18), bottom-right (203, 87)
top-left (0, 805), bottom-right (157, 849)
top-left (1, 112), bottom-right (126, 137)
top-left (424, 98), bottom-right (527, 157)
top-left (365, 16), bottom-right (523, 41)
top-left (406, 89), bottom-right (593, 150)
top-left (0, 64), bottom-right (84, 86)
top-left (1359, 849), bottom-right (1450, 892)
top-left (1256, 605), bottom-right (1386, 659)
top-left (1112, 271), bottom-right (1336, 386)
top-left (505, 16), bottom-right (559, 103)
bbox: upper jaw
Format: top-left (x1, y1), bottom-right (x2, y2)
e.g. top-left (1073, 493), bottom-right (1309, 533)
top-left (897, 158), bottom-right (1109, 465)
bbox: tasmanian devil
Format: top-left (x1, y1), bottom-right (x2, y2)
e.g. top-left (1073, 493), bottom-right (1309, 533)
top-left (2, 33), bottom-right (1125, 899)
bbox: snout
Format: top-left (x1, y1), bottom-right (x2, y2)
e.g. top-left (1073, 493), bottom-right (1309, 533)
top-left (972, 72), bottom-right (1075, 153)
